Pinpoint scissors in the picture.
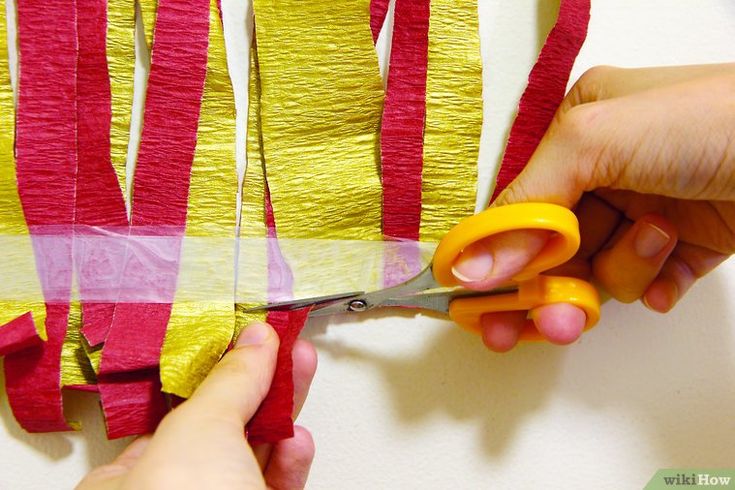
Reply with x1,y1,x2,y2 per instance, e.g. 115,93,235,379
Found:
250,202,600,341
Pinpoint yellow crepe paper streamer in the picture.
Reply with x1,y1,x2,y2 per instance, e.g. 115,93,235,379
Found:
420,0,482,241
138,0,157,50
60,302,96,387
160,0,237,398
235,44,267,339
107,0,136,199
0,0,46,337
251,0,384,242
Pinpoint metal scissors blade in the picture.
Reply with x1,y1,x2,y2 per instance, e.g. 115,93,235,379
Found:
309,285,519,317
243,291,365,312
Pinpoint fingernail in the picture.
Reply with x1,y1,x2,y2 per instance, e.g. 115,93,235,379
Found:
236,322,271,346
643,281,678,313
634,222,670,258
451,244,493,283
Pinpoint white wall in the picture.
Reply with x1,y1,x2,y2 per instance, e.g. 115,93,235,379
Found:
1,1,734,488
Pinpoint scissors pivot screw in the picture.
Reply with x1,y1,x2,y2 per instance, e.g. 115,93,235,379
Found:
347,299,369,312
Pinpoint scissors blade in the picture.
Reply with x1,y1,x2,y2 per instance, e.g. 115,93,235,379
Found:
243,291,365,312
309,285,519,317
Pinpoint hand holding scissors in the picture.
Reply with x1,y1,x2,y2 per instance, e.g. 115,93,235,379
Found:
254,203,600,343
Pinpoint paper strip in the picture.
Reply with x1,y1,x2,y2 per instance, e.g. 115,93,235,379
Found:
380,0,429,242
252,0,384,242
420,0,481,241
5,0,79,433
370,0,390,42
107,0,136,200
100,0,210,375
490,0,591,202
75,0,130,347
0,0,46,336
0,312,44,356
60,302,96,388
247,308,310,445
98,370,168,439
159,0,237,398
380,0,430,286
138,0,157,50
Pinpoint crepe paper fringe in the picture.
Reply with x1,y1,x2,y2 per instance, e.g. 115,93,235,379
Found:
5,305,74,432
252,0,384,241
160,0,237,399
238,37,309,444
490,0,591,202
370,0,390,42
0,313,45,356
248,308,310,444
138,0,157,51
419,0,481,241
6,0,79,433
107,0,136,201
100,0,210,376
60,302,97,389
75,0,130,348
380,0,429,243
99,370,168,439
0,0,47,337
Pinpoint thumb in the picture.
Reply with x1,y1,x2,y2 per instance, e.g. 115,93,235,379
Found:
452,229,549,290
493,105,602,209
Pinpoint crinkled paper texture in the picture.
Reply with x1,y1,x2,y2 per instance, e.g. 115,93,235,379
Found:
491,0,590,201
420,0,482,241
5,0,79,433
160,0,237,399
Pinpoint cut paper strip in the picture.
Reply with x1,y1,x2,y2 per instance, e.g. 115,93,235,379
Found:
248,308,310,444
380,0,429,242
252,0,384,242
240,39,309,443
138,0,157,50
60,302,97,388
490,0,591,202
370,0,390,42
6,0,79,432
420,0,482,241
380,0,430,286
0,312,45,356
76,0,130,347
101,0,210,375
5,305,74,432
159,0,237,399
98,370,168,439
0,0,46,336
107,0,136,200
234,43,268,339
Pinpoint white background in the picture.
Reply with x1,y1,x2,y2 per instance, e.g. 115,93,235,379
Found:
1,0,735,488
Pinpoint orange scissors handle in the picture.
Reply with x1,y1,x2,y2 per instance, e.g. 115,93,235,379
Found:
448,275,600,340
433,202,581,286
432,203,600,338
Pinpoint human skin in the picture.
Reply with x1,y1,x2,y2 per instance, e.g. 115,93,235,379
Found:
77,321,317,490
452,63,735,352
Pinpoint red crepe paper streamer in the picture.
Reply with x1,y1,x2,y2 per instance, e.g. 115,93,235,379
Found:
100,0,210,375
490,0,591,203
244,178,307,444
5,0,79,433
75,0,130,347
370,0,391,43
247,308,310,444
97,0,210,438
5,306,74,431
0,313,44,356
98,370,169,439
380,0,429,242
